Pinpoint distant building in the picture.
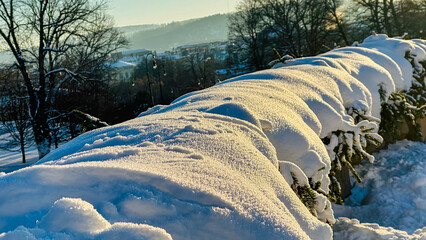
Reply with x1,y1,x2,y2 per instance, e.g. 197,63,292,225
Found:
109,49,150,84
173,41,229,60
111,49,150,59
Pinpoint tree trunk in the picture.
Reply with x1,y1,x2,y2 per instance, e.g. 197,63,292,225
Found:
372,0,382,33
337,20,349,46
389,0,403,36
32,114,51,159
383,0,394,36
35,137,50,160
20,138,26,164
55,133,59,149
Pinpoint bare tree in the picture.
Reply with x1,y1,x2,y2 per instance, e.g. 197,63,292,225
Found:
229,0,272,70
354,0,384,33
353,0,426,38
0,70,33,163
0,0,127,159
184,51,215,89
326,0,350,46
262,0,343,57
230,0,348,65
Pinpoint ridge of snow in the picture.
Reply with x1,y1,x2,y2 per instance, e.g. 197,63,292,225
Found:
0,35,424,239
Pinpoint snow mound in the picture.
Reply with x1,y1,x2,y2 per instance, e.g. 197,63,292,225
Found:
39,198,111,234
94,223,172,240
333,217,426,240
0,35,424,239
333,141,426,235
0,111,331,240
0,198,172,240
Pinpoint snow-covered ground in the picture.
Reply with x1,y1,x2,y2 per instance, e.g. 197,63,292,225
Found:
1,140,424,239
0,130,38,173
1,111,332,239
0,35,425,239
333,140,426,239
0,148,38,173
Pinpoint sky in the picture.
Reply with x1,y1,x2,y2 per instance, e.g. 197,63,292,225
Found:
107,0,240,27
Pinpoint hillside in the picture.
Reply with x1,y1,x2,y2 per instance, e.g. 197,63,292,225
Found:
118,14,229,52
118,24,162,37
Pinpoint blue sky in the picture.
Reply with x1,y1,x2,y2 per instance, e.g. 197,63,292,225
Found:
107,0,239,27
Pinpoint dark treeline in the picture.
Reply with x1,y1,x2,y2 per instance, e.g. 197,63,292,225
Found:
108,50,225,123
229,0,426,70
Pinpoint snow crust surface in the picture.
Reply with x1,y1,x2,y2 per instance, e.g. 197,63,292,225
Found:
0,35,424,239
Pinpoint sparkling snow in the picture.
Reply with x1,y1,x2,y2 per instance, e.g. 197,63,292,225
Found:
333,140,426,239
0,35,425,239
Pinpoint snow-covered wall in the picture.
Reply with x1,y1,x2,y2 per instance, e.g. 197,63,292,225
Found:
0,35,425,240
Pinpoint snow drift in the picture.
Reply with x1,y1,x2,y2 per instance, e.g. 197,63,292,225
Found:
0,35,425,240
333,140,426,240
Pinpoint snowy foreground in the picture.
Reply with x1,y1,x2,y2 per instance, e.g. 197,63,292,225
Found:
0,35,425,239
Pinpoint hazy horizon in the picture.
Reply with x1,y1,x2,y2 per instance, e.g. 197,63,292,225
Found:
107,0,239,27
